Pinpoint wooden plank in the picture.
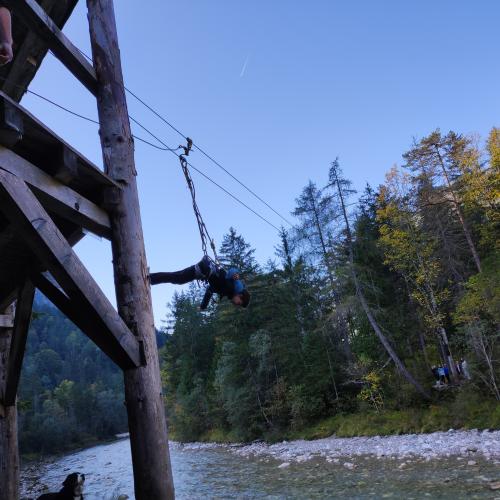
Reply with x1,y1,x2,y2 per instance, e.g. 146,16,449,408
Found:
0,99,23,148
0,221,84,313
0,315,14,328
4,281,34,406
0,90,119,206
4,0,97,95
0,0,79,102
0,169,141,369
0,147,111,238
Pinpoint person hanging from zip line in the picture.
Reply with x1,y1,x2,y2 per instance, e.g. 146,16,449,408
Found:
149,255,251,310
0,3,13,65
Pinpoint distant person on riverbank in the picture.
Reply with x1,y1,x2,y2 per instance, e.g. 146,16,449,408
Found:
437,366,446,384
0,3,13,65
150,255,250,310
443,365,450,384
461,359,471,380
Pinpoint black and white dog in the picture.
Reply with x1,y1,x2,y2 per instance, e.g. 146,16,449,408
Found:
37,472,85,499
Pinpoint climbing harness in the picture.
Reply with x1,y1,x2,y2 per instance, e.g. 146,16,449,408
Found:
178,138,219,264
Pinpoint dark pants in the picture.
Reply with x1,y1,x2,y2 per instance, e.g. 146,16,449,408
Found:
150,265,197,285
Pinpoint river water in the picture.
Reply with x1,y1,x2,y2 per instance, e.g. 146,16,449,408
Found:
21,438,499,499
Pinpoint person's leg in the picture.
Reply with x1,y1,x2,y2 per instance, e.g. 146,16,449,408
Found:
150,265,197,285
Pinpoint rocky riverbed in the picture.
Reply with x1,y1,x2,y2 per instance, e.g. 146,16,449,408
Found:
21,429,500,499
180,429,500,466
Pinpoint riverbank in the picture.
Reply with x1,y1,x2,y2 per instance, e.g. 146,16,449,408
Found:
192,398,500,446
181,429,500,464
21,430,500,499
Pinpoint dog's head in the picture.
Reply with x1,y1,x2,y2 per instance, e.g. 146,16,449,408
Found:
62,472,85,496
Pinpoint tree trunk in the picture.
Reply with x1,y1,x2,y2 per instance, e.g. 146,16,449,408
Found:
330,168,431,400
87,1,174,498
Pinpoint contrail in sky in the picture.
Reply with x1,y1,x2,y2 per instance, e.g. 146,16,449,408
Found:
240,55,249,78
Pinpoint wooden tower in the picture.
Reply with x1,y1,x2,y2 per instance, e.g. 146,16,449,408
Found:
0,1,175,498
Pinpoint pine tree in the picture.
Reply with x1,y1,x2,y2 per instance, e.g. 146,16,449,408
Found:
329,160,430,399
218,227,259,275
404,130,482,272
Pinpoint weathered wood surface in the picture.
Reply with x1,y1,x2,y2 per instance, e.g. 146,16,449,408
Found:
0,91,118,205
33,272,88,330
0,315,14,328
0,225,33,312
0,146,111,238
0,97,23,147
0,304,19,500
5,0,98,95
33,272,141,371
0,0,79,102
0,216,84,314
0,169,142,369
88,1,175,498
4,281,34,406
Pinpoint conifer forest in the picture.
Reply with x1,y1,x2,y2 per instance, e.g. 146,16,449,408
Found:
19,128,499,453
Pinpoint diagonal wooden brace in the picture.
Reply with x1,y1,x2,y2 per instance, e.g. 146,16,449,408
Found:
4,0,98,95
0,169,142,369
3,281,34,407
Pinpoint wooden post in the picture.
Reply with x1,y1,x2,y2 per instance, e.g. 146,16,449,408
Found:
86,1,174,499
0,304,19,500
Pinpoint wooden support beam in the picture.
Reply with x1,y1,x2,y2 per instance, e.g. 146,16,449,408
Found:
0,316,14,328
5,0,98,95
0,99,23,148
0,221,84,314
0,147,111,238
33,273,143,371
0,169,142,370
0,91,119,206
33,273,74,316
0,302,19,500
0,0,79,102
3,281,34,406
88,1,174,498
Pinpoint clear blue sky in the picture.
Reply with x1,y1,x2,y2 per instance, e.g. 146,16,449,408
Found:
22,0,500,325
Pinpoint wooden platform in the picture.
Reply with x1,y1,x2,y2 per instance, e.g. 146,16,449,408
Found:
0,90,141,371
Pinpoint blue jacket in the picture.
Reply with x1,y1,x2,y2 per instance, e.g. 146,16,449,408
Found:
200,267,246,310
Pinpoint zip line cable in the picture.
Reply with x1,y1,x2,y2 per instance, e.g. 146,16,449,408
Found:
124,85,294,228
0,75,177,152
0,75,281,231
175,149,281,232
26,88,177,152
75,48,293,227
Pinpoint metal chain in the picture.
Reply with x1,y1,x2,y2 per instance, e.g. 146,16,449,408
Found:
179,138,219,264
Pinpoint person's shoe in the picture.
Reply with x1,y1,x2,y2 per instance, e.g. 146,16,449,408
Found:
195,255,215,279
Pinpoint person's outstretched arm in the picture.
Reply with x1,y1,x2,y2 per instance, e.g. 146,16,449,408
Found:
200,287,213,310
0,6,13,66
